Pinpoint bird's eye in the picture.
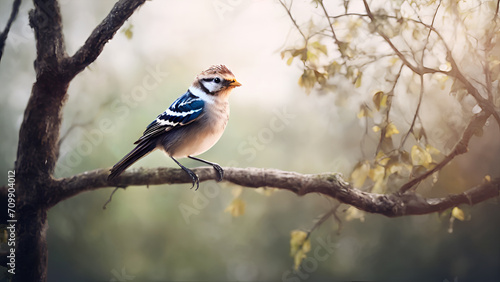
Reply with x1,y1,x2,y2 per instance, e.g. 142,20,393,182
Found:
213,77,221,83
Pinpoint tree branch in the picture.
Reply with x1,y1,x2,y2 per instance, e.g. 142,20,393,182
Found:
66,0,146,77
278,0,307,41
399,111,490,193
0,0,21,63
46,166,499,218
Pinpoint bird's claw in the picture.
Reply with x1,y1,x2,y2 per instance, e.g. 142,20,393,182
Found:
187,171,200,191
185,169,200,191
212,163,224,182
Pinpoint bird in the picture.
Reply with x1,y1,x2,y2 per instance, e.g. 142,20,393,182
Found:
108,64,241,190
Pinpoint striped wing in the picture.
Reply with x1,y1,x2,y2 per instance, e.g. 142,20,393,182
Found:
134,90,204,144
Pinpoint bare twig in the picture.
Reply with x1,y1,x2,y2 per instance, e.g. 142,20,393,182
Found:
305,203,341,240
496,0,500,19
0,0,21,63
400,1,441,149
102,187,120,209
318,0,345,60
278,0,307,41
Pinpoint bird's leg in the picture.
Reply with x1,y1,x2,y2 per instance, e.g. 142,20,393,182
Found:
171,157,199,190
188,156,224,182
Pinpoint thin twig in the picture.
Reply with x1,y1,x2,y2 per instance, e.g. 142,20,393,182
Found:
0,0,22,63
102,187,120,209
318,0,345,59
496,0,500,19
399,1,441,149
278,0,307,41
305,203,341,240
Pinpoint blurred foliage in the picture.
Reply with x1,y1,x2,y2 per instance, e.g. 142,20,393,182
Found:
280,0,500,272
0,0,499,281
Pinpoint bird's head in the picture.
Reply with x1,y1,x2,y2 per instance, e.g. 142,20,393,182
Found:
192,65,241,99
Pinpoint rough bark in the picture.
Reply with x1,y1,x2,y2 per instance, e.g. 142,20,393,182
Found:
1,0,499,280
10,0,147,280
51,166,500,217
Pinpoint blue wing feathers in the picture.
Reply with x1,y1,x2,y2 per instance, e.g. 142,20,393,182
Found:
135,90,204,144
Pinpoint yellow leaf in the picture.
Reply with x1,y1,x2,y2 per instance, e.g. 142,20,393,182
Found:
451,207,465,221
385,122,399,138
231,187,243,198
357,105,371,119
254,187,275,196
351,161,370,188
434,73,449,90
286,56,294,66
369,164,385,182
290,230,311,270
425,144,441,156
327,61,340,76
354,72,363,88
387,158,404,175
372,125,381,132
371,177,386,194
345,206,365,222
411,145,432,168
122,24,134,40
389,56,399,66
372,91,387,111
224,198,245,217
484,175,491,183
298,69,316,94
412,29,422,40
310,41,327,55
290,230,308,254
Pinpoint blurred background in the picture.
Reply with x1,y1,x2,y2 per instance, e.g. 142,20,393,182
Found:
0,0,499,281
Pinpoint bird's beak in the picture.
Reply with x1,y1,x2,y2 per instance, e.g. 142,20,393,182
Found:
229,80,242,87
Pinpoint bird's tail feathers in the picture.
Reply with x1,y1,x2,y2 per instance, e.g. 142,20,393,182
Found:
108,140,157,180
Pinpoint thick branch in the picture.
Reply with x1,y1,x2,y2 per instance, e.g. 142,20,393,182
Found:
67,0,146,77
48,167,499,218
12,1,148,280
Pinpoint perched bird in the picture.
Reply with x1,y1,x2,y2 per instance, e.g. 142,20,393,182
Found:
108,65,241,189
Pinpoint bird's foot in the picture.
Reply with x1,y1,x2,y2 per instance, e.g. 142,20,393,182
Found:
184,168,200,191
212,163,224,182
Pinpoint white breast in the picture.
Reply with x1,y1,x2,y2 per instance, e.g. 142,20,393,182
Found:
170,101,229,158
